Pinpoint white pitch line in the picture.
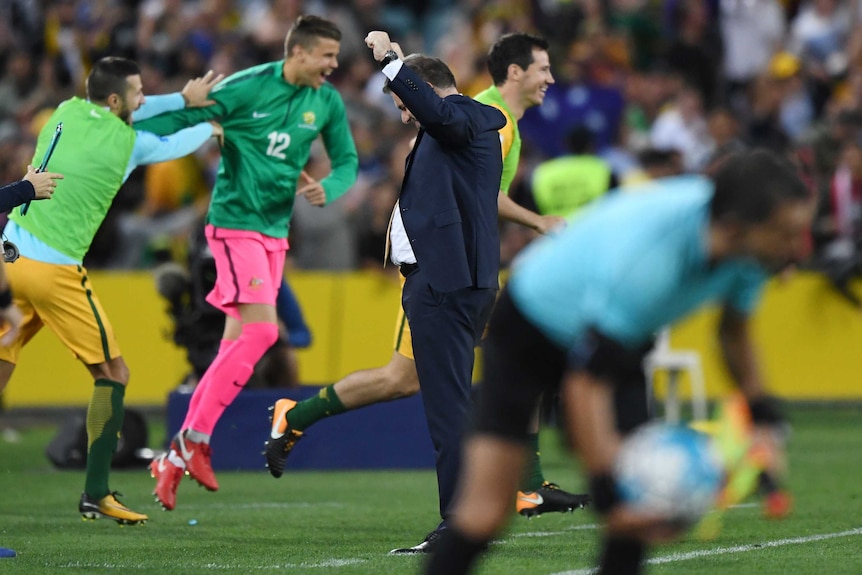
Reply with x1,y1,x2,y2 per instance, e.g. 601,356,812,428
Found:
551,527,862,575
511,524,599,539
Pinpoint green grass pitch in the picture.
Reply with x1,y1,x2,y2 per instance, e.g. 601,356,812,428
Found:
0,405,860,574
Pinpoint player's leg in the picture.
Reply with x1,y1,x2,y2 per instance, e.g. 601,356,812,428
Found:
154,229,283,506
0,360,14,395
265,291,420,477
561,337,654,575
19,258,148,524
392,270,496,555
425,288,565,573
265,350,418,477
0,258,46,394
516,401,591,518
180,303,279,487
79,355,148,525
592,376,651,574
153,330,238,510
179,231,283,487
488,274,588,516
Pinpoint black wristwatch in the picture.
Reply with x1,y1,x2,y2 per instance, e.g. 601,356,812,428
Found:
379,49,399,69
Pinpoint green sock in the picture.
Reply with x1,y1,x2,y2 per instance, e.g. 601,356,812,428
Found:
287,384,347,431
520,433,546,492
84,379,125,499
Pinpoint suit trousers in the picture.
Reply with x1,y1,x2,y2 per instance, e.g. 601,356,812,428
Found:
401,268,496,520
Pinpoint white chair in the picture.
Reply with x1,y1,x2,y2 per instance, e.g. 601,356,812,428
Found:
643,328,708,424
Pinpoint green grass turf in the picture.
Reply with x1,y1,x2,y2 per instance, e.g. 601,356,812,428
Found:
0,405,860,574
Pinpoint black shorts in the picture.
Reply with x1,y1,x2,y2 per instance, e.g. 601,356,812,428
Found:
473,288,651,443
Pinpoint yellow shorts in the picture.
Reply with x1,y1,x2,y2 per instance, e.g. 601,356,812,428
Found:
393,276,414,360
0,256,121,365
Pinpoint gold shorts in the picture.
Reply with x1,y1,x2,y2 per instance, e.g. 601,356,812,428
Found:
393,276,413,360
0,256,120,365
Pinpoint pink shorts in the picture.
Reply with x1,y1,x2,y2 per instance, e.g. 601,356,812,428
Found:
204,225,289,319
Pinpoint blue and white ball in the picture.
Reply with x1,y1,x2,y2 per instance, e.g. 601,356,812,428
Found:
614,423,724,525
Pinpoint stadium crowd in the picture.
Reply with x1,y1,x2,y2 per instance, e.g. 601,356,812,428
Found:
0,0,861,279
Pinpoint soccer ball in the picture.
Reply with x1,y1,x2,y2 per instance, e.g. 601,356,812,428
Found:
614,423,724,525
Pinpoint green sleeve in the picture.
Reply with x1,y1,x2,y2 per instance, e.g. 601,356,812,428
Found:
134,81,244,135
319,93,359,202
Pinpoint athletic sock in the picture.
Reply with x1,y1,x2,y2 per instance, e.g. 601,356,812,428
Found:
520,432,546,492
84,379,125,499
185,429,210,444
182,339,236,430
285,384,346,431
597,536,645,575
187,322,279,435
423,526,488,575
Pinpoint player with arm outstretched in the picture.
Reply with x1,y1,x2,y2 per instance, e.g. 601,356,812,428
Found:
0,57,222,525
140,14,359,511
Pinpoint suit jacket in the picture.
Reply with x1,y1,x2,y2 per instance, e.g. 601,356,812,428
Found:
388,64,506,293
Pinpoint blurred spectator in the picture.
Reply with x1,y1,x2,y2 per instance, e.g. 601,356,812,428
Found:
665,0,722,107
767,51,816,141
814,140,862,257
530,125,614,217
810,139,862,307
620,147,683,188
607,0,663,72
707,106,747,163
242,0,304,61
1,0,858,277
43,0,88,91
621,65,677,152
106,153,211,269
803,108,862,183
788,0,852,114
746,66,791,153
355,177,399,271
137,0,200,77
650,83,714,171
0,51,48,125
289,145,359,271
719,0,785,115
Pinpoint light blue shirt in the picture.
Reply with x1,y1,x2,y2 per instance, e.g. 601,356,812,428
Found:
509,175,767,350
5,94,213,265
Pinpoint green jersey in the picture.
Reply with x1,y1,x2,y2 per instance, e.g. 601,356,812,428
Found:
9,98,136,261
474,85,520,194
135,61,359,239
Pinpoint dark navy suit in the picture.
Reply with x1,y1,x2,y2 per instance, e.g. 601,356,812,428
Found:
388,63,505,522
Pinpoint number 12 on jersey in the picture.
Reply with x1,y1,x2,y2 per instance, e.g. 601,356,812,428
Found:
266,131,291,159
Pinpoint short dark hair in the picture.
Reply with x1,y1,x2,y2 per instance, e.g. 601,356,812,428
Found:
86,57,141,102
383,54,457,93
710,149,809,224
284,15,341,57
565,125,595,155
487,33,549,86
638,148,679,169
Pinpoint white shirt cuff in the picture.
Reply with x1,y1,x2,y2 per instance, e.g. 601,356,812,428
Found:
382,59,403,81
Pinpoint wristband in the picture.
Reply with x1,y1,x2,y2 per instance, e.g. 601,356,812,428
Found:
748,396,785,425
589,473,621,515
0,287,12,309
